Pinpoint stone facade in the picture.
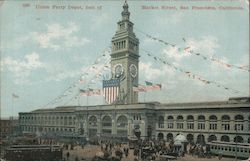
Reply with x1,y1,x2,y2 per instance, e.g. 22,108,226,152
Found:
19,97,250,144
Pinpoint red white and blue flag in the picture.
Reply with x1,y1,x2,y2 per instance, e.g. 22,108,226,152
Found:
103,79,120,104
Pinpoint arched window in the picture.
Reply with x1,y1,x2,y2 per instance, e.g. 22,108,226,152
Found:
167,133,173,142
117,115,128,128
197,134,205,145
167,116,174,129
177,115,184,129
158,116,164,128
89,116,97,126
187,115,194,130
209,115,217,130
221,135,230,142
208,135,217,142
198,115,205,130
102,115,112,127
234,136,244,143
187,134,194,143
157,133,164,140
234,115,244,131
221,115,230,131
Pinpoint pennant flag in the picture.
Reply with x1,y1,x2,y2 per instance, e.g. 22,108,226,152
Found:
103,79,120,104
133,86,146,92
184,47,190,52
12,93,19,99
80,89,101,96
152,84,162,90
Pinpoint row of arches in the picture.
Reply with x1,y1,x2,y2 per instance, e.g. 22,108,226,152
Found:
157,133,250,144
88,115,128,128
158,114,247,122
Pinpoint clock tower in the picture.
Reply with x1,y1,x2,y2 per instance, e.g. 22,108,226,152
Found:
111,1,139,104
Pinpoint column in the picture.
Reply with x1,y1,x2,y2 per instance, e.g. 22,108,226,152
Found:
128,118,133,138
112,115,117,135
97,115,102,136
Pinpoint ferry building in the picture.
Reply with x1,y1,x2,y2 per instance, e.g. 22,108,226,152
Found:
19,1,250,144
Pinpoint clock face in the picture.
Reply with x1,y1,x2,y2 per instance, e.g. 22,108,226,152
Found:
130,64,137,78
114,64,124,78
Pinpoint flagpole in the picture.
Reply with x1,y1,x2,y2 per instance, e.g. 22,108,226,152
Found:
11,94,14,137
78,94,80,106
87,85,89,105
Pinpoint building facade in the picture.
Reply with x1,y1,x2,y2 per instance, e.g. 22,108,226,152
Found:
19,97,250,144
19,1,250,145
0,117,19,139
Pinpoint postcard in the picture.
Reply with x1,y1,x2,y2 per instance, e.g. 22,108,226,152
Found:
0,0,249,161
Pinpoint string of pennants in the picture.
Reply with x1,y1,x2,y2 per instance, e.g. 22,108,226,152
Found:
134,28,249,72
78,81,162,96
42,46,112,107
142,48,244,94
133,81,162,92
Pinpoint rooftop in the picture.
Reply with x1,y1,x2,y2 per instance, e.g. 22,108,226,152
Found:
19,97,250,114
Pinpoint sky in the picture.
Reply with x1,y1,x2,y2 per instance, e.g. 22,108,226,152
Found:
0,0,249,117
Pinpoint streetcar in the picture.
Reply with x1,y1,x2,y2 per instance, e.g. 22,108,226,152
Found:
207,141,250,159
4,145,62,161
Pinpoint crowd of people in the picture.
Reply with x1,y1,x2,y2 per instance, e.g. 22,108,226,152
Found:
89,138,212,161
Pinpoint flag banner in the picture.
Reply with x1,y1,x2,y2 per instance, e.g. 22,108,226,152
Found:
144,49,242,94
79,89,101,96
12,93,19,99
133,86,146,92
134,84,162,92
138,28,250,72
103,79,120,104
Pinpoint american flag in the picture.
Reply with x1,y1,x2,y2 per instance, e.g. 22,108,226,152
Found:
103,79,120,104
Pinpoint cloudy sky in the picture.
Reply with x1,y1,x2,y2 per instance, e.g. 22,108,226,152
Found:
0,0,249,117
